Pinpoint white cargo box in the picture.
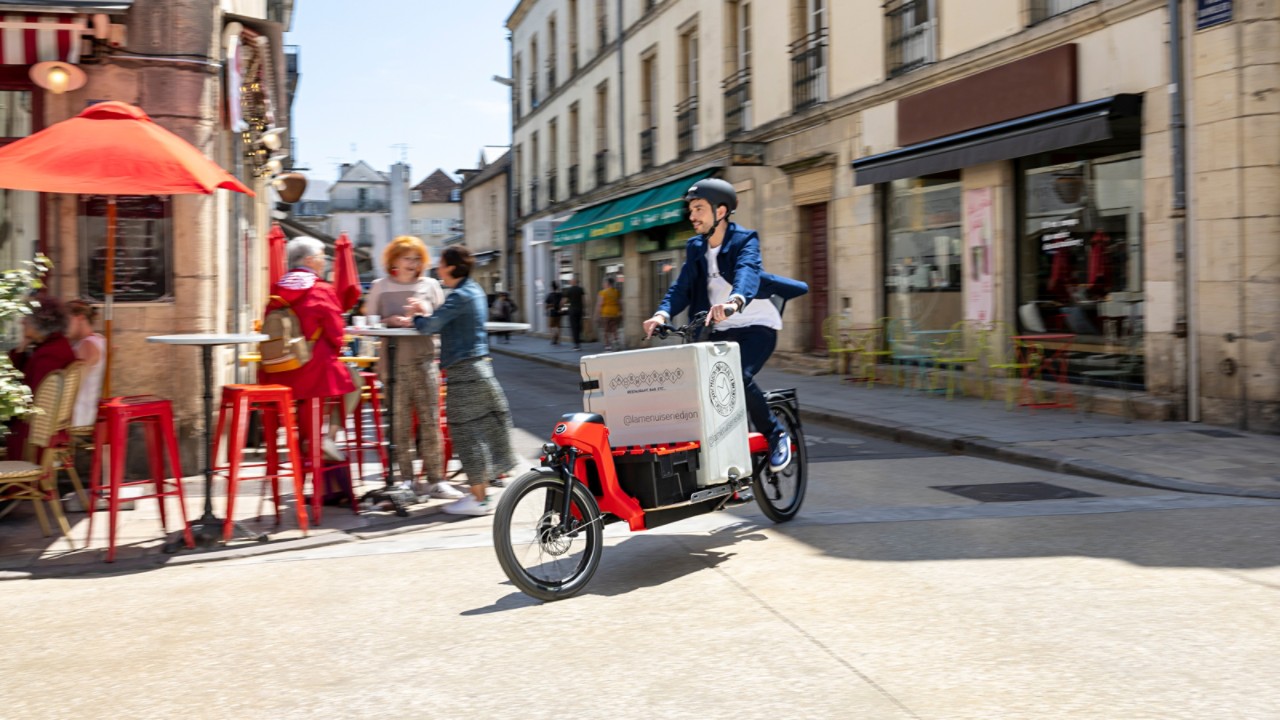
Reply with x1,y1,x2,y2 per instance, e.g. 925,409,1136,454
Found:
580,342,752,487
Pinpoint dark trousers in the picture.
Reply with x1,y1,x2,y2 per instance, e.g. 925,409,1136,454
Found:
568,311,584,347
708,325,785,442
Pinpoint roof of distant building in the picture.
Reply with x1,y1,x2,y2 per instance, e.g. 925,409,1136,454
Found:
461,149,510,190
411,169,460,203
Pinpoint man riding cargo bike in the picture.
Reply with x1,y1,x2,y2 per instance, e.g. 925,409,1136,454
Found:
492,177,809,601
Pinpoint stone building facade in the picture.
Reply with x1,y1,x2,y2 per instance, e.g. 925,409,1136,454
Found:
507,0,1278,431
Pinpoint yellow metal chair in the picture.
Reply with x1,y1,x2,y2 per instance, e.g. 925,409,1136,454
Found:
982,321,1042,409
821,316,860,377
0,368,75,545
930,321,984,400
850,320,894,387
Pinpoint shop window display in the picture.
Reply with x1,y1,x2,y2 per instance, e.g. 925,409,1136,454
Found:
884,172,963,330
1019,150,1144,387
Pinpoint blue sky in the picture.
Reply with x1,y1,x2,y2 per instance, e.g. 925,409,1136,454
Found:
285,0,515,186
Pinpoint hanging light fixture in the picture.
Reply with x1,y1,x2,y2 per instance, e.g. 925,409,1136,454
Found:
30,61,87,95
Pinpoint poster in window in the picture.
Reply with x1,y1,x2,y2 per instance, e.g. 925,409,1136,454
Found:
964,188,994,323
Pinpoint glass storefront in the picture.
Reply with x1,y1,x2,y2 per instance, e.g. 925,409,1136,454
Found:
1018,149,1144,387
884,172,963,330
0,89,37,349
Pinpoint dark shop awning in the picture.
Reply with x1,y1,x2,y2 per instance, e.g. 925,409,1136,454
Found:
552,169,715,247
852,94,1142,186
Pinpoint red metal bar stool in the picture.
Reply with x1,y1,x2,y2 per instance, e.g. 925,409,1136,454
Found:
296,395,360,525
87,396,195,563
345,371,389,478
215,384,310,541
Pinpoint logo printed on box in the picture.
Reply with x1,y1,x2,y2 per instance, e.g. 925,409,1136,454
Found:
708,361,737,416
610,367,685,392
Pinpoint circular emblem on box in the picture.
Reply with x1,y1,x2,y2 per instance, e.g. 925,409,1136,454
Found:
708,361,737,416
554,423,568,435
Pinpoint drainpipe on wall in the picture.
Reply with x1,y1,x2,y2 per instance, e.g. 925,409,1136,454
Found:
1168,0,1196,421
506,32,516,298
615,0,626,179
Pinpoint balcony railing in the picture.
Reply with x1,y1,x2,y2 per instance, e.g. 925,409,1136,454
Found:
594,149,608,186
639,127,656,170
886,0,937,77
790,29,827,112
568,163,579,196
676,97,698,158
530,178,539,212
1028,0,1094,24
723,68,751,137
330,200,388,212
547,168,558,204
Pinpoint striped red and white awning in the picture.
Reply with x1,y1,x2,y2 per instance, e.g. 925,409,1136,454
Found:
0,15,85,66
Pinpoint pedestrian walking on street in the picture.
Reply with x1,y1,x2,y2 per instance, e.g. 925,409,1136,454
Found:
594,276,622,350
490,291,517,344
361,236,460,501
410,246,521,516
544,281,563,345
563,275,586,350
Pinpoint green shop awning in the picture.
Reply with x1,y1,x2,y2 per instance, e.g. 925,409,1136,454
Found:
552,170,715,247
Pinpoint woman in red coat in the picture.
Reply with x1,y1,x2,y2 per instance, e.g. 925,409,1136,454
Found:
263,237,356,460
6,297,76,459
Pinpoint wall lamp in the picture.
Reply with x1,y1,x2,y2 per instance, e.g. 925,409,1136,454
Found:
30,61,87,94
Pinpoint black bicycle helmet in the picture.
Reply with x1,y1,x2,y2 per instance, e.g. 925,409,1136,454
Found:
683,178,737,215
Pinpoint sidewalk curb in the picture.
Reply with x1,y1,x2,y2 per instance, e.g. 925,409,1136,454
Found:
493,345,1280,502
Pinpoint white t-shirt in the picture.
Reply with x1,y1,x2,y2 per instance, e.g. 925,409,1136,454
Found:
706,244,782,331
72,333,107,427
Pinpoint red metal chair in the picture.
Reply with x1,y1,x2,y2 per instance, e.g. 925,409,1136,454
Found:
213,384,311,541
345,371,389,479
87,396,195,563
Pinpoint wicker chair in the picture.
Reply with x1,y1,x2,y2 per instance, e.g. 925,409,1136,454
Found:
0,368,74,544
48,362,89,510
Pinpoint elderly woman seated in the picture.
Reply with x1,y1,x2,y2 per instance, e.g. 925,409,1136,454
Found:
6,297,76,459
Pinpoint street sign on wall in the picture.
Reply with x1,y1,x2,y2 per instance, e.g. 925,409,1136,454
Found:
1196,0,1232,30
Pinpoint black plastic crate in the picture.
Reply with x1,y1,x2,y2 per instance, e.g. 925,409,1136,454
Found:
614,446,700,509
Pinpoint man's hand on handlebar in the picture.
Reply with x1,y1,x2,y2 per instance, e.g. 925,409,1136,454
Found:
643,315,666,339
706,301,738,325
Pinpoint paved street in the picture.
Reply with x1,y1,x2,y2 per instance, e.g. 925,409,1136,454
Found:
4,354,1280,719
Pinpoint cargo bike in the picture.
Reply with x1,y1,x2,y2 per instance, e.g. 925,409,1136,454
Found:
493,309,807,601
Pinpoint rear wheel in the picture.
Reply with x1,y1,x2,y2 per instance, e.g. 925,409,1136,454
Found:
493,470,604,601
753,405,806,523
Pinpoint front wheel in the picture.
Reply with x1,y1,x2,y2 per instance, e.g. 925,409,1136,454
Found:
753,404,807,523
493,470,604,601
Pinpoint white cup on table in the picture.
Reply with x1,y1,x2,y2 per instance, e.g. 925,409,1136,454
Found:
367,314,381,328
352,315,368,328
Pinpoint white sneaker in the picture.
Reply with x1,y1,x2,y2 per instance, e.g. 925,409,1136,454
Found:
427,481,464,499
442,495,492,516
322,437,345,462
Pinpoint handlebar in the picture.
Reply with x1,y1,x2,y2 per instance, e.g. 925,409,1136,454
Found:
650,305,736,342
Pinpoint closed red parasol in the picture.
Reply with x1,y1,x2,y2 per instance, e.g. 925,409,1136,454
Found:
332,232,362,312
267,223,287,286
0,100,254,394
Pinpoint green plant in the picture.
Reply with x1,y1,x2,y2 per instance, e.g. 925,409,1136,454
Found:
0,255,52,429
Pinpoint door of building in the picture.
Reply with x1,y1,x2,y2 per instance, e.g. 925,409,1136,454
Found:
803,203,829,352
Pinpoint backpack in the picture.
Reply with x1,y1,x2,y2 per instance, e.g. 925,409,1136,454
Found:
260,295,322,373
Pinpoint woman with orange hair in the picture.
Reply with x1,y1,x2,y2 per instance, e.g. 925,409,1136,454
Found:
361,236,461,500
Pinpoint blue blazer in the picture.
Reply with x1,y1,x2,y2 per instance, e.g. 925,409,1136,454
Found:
657,222,809,319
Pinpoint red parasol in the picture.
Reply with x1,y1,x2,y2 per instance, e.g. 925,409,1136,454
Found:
332,232,361,312
0,101,254,395
267,223,287,286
